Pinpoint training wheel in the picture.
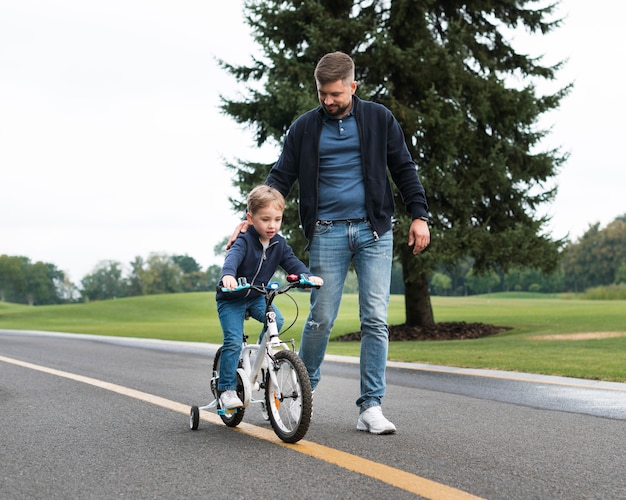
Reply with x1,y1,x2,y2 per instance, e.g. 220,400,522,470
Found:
190,406,200,430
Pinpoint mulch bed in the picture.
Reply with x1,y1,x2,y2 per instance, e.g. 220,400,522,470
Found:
333,321,510,342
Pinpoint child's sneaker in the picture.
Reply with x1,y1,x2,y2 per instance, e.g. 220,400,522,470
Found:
219,390,243,409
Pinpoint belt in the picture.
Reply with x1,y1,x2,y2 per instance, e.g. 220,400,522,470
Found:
317,217,368,224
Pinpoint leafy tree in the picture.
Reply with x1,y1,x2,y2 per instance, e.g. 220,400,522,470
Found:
615,262,626,285
0,255,67,304
128,253,183,296
205,264,223,290
503,265,564,293
25,262,55,305
465,269,500,294
562,215,626,291
0,255,27,302
213,238,229,259
443,257,474,296
220,0,568,329
172,254,202,274
172,254,210,292
179,271,205,292
57,275,80,303
81,260,128,301
128,256,149,296
430,272,452,296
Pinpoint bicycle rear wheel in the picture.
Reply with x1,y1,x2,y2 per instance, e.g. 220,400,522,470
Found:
265,350,312,443
212,347,245,427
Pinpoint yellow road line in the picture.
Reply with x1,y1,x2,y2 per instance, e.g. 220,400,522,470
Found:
1,354,483,499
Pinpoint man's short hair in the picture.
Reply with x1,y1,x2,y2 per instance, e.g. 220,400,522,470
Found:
314,51,355,85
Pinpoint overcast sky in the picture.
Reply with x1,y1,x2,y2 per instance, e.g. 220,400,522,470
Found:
1,0,624,282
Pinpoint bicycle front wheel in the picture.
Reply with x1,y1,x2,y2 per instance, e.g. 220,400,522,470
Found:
265,350,312,443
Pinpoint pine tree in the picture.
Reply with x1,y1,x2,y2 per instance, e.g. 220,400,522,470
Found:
220,0,569,328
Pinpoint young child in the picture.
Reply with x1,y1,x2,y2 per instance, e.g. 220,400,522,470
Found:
215,185,323,409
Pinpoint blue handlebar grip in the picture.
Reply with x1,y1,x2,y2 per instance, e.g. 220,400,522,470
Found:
299,275,320,288
221,283,251,293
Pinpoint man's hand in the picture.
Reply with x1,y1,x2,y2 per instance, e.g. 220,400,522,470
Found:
225,220,250,250
308,276,324,286
408,219,430,255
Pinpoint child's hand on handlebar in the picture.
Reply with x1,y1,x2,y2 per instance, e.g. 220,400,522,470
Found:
221,275,238,290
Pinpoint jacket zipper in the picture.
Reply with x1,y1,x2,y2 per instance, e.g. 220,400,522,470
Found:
249,239,278,290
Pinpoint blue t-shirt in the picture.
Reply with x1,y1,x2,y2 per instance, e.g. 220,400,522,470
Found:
317,112,367,220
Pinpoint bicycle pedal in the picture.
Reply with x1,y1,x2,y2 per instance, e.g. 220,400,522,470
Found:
217,408,238,416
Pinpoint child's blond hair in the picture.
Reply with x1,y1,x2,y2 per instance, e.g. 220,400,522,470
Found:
247,185,285,215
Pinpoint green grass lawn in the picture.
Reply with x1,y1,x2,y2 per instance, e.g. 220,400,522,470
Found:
1,292,624,382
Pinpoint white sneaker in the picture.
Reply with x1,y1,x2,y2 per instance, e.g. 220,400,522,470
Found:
219,390,243,409
356,406,396,434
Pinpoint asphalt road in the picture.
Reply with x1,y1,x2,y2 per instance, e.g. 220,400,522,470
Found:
1,330,625,499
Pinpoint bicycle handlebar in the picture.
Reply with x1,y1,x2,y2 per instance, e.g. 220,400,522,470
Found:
220,274,321,294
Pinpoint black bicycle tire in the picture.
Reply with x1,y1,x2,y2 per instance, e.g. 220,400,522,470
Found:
212,347,246,427
265,350,312,443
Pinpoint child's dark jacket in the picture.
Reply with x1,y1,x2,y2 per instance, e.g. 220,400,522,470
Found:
216,226,311,301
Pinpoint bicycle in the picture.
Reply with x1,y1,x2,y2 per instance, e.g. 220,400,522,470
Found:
189,273,320,443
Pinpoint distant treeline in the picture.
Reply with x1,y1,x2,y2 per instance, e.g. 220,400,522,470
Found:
2,215,625,305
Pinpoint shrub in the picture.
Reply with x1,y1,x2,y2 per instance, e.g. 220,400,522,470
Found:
582,284,626,300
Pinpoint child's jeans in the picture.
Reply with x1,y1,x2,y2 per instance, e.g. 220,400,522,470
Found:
216,295,284,390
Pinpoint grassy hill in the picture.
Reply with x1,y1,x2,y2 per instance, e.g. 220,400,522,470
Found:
1,292,625,382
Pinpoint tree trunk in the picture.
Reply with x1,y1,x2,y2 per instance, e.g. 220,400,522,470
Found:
403,265,435,328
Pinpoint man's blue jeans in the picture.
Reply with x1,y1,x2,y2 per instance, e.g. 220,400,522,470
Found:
216,294,284,391
299,220,392,411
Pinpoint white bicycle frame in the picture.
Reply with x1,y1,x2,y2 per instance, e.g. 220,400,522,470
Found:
203,306,294,415
234,308,293,410
190,274,318,442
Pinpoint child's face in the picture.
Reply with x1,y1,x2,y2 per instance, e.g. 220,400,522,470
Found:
247,203,283,242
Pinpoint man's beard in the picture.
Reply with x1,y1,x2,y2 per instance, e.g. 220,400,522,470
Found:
323,102,350,117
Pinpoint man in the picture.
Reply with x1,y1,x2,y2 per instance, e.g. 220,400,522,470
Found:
231,51,430,434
